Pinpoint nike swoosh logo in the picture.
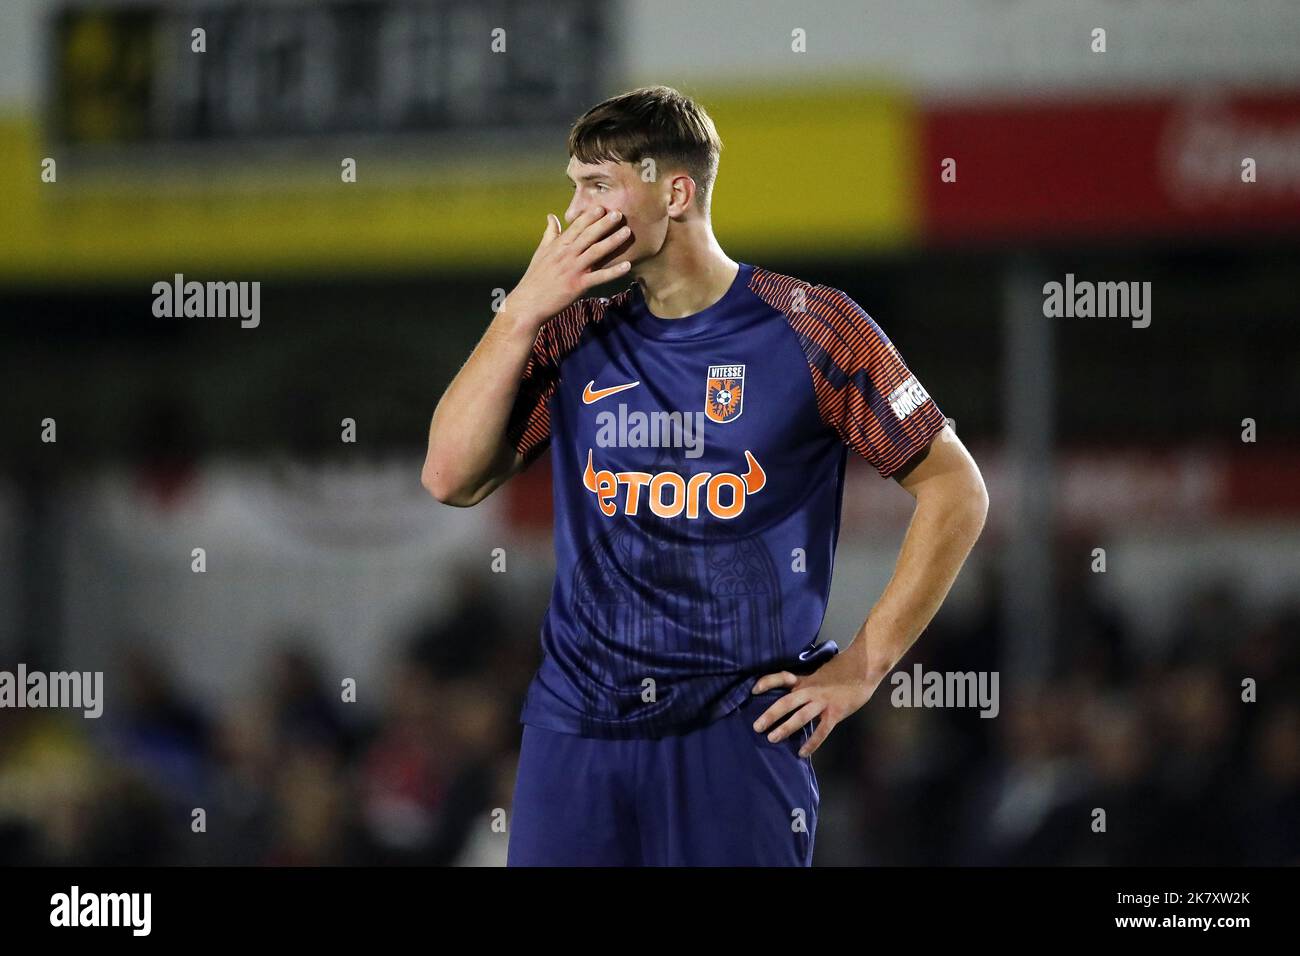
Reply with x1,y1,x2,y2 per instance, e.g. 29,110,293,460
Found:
582,380,641,404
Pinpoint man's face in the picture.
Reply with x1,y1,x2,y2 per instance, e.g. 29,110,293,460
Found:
563,156,669,270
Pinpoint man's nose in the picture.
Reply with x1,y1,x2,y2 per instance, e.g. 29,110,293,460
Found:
564,200,606,225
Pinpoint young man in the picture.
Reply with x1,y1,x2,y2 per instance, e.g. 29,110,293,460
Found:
423,86,988,866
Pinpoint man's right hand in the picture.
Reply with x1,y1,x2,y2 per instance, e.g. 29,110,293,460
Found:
500,205,633,330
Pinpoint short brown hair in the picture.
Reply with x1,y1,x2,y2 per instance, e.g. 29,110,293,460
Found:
566,86,723,212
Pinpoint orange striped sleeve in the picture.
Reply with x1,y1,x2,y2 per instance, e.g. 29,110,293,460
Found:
505,297,606,468
753,269,947,478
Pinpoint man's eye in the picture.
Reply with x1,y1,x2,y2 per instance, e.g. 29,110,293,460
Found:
596,183,609,192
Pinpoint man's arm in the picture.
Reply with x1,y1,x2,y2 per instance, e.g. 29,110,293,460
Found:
751,424,988,755
839,425,989,684
421,205,632,506
420,310,536,507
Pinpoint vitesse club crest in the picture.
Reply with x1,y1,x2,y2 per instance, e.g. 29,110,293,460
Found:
705,364,745,423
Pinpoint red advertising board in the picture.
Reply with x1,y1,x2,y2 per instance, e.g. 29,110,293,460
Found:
921,92,1300,242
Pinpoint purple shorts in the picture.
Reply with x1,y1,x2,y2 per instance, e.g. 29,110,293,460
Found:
507,687,820,866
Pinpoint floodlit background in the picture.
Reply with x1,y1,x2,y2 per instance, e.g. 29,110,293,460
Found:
1,0,1298,865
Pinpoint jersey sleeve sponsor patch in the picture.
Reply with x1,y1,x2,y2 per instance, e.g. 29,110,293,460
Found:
753,270,947,478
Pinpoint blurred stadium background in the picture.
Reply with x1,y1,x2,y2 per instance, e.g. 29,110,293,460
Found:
1,0,1297,866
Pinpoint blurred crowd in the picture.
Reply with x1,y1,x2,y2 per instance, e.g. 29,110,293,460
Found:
1,564,1296,866
821,569,1300,866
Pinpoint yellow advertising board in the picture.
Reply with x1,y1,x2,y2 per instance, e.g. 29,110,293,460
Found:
0,84,919,284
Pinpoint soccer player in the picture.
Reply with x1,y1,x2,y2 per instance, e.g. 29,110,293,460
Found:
423,86,988,866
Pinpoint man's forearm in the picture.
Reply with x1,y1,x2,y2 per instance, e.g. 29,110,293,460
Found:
422,307,540,502
842,480,988,684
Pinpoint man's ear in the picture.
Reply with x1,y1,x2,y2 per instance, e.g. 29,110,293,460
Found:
666,173,697,218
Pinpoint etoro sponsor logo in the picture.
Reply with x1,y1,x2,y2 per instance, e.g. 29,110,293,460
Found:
582,448,766,519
